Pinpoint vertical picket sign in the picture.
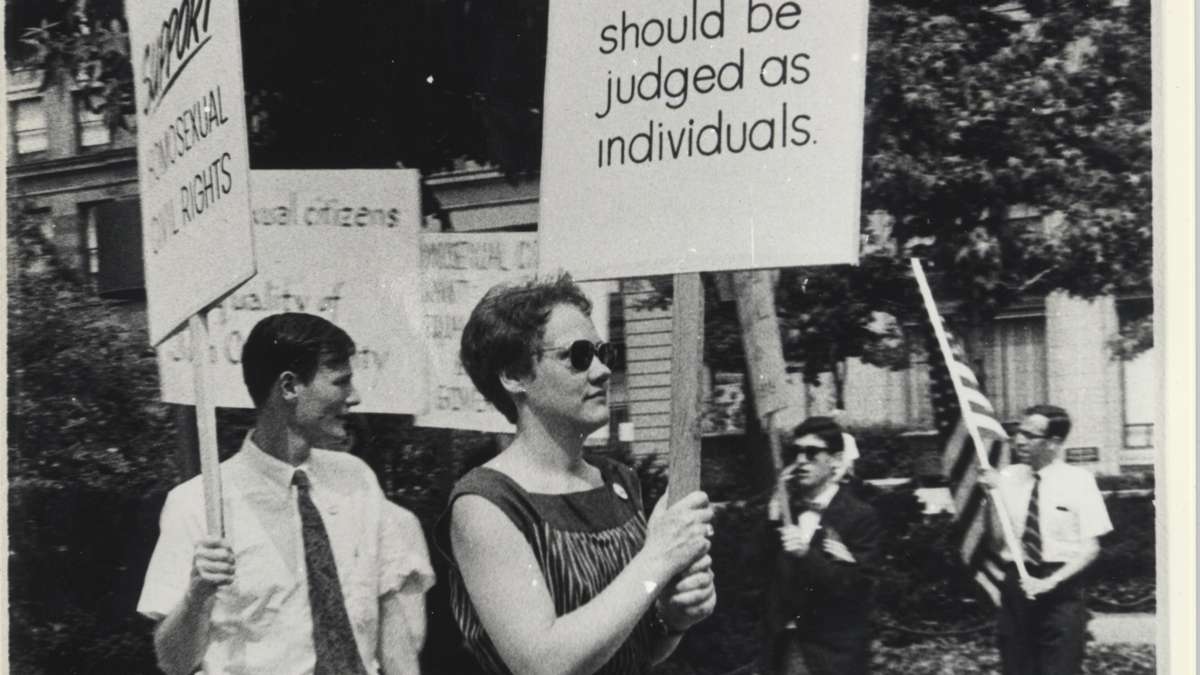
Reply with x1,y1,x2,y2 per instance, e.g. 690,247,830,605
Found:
540,1,868,500
764,418,792,524
189,314,224,535
668,273,705,502
128,0,257,537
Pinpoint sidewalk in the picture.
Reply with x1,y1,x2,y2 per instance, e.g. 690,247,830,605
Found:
1089,612,1156,644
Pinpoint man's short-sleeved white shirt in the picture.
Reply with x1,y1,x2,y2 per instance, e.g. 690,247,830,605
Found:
137,436,434,674
994,459,1113,563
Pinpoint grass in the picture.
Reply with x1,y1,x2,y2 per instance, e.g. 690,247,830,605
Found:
870,638,1155,675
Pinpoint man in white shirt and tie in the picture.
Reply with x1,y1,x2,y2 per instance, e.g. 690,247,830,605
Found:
980,404,1113,675
138,313,434,674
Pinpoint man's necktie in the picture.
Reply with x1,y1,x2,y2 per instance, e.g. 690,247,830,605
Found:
293,470,368,675
1022,473,1043,567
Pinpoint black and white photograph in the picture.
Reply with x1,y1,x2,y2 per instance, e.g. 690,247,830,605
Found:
4,0,1193,674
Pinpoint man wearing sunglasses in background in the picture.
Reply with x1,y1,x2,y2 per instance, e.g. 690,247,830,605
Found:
762,416,882,675
979,404,1113,675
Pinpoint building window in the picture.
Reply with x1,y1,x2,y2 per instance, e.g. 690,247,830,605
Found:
1123,423,1153,449
1117,297,1155,449
904,340,933,427
607,291,627,372
975,314,1048,422
79,200,145,299
12,98,48,154
900,314,1047,428
76,96,111,148
82,205,101,278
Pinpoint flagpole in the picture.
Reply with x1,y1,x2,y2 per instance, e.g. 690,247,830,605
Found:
910,259,1029,583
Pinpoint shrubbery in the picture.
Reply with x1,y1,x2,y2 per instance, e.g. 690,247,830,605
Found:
8,205,179,674
7,424,1158,674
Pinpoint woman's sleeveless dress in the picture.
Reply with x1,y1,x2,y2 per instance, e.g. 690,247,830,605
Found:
442,457,657,675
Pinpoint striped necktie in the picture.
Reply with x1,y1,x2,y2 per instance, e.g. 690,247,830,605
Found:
293,470,368,675
1021,473,1043,567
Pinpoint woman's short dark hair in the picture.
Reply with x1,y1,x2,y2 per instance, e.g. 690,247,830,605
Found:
460,273,592,424
782,416,844,465
241,313,356,408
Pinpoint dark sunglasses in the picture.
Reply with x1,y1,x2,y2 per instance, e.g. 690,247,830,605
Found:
791,444,831,460
535,340,614,371
1012,429,1048,440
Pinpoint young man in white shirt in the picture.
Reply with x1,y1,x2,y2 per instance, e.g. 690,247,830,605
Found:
138,313,434,674
980,404,1113,675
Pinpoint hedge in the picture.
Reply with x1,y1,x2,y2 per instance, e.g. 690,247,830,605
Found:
7,428,1156,674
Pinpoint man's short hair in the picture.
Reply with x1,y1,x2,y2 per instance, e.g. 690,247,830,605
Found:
782,416,844,465
241,313,355,408
1025,404,1071,441
459,273,592,424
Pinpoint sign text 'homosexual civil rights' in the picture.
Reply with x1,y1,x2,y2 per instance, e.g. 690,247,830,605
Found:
128,0,256,344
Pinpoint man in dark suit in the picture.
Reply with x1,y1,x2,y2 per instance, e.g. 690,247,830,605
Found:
763,416,883,675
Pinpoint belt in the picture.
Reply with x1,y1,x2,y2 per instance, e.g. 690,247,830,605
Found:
1004,561,1064,579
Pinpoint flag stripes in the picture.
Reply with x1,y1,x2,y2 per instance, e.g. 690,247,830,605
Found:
967,543,1008,607
914,260,1013,607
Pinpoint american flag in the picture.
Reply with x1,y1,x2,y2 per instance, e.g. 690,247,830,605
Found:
926,325,1012,606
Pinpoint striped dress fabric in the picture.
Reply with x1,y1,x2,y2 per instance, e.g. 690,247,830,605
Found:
444,458,657,675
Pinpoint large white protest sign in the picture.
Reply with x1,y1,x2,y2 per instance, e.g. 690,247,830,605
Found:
539,0,868,279
128,0,256,344
157,170,428,414
416,232,612,433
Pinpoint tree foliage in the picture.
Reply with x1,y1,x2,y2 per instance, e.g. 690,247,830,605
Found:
6,0,1152,414
774,252,915,405
7,203,179,493
7,0,135,129
864,0,1152,308
648,0,1152,386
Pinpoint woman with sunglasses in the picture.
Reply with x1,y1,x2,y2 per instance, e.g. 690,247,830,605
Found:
441,273,717,675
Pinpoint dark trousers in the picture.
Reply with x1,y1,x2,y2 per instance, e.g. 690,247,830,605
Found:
761,628,812,675
997,564,1088,675
762,626,870,675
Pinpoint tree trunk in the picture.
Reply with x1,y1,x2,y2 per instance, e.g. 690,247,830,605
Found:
730,270,795,484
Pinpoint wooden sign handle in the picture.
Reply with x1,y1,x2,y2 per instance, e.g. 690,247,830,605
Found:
668,273,705,503
766,411,793,524
189,313,225,537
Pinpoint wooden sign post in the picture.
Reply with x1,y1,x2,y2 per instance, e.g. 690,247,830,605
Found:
667,273,706,502
128,0,257,536
189,314,224,536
